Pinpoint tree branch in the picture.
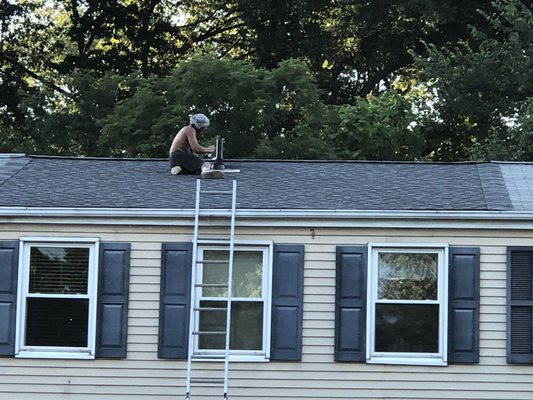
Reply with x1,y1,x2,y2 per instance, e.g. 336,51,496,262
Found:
1,53,74,99
192,22,246,43
357,61,406,97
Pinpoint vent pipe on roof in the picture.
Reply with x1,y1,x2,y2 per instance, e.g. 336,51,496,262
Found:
212,138,226,170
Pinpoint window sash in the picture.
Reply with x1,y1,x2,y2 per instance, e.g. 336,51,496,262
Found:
16,241,99,357
367,246,448,364
194,245,271,356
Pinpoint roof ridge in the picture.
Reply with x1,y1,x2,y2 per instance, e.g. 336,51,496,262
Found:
29,154,169,161
25,154,505,165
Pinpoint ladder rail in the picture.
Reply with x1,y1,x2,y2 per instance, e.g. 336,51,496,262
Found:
185,179,202,400
223,179,237,399
186,179,237,400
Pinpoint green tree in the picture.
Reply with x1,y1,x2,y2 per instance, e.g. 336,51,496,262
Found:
229,0,494,103
415,0,533,160
3,71,123,155
99,57,335,158
330,91,424,160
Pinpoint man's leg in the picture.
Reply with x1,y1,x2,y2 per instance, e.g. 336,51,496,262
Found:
169,151,183,175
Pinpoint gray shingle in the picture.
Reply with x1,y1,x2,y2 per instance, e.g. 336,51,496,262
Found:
0,155,31,186
0,156,519,211
477,163,513,211
499,163,533,211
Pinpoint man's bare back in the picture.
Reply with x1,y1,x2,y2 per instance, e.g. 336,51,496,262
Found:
169,126,215,155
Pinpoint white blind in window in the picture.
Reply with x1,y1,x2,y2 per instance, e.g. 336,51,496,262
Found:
29,247,89,294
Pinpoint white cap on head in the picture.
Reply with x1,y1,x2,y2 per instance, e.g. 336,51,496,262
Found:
190,113,210,129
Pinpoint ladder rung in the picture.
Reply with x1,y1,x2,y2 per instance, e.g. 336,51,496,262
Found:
196,259,228,264
196,237,231,242
194,307,227,312
195,283,228,288
192,331,226,335
190,378,225,384
193,354,226,359
201,190,233,195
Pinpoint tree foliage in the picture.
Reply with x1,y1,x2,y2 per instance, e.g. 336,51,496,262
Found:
1,0,531,161
414,0,533,160
100,57,337,158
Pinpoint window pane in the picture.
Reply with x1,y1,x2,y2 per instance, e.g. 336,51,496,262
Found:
198,301,263,351
29,247,89,294
231,301,263,349
202,250,228,297
375,304,439,353
233,252,263,298
25,298,89,347
378,253,438,300
202,250,263,298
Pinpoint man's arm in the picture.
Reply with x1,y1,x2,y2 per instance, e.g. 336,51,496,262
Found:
185,127,215,154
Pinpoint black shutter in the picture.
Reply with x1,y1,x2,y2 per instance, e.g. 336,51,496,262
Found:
158,242,192,359
448,247,480,363
507,247,533,364
0,241,19,356
334,246,367,362
96,243,131,358
270,244,304,361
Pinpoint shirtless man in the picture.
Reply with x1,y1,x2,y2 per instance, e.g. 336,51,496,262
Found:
169,113,223,179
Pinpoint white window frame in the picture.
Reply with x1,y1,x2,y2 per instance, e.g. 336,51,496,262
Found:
366,243,449,366
15,237,99,359
193,241,273,361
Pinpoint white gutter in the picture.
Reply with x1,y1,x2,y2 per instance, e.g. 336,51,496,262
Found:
2,207,533,229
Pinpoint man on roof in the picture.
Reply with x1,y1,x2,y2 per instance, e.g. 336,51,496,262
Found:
169,113,223,179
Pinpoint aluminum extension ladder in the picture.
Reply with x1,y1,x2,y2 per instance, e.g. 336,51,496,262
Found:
185,178,237,400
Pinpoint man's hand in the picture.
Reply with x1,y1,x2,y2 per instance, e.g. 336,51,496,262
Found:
207,145,216,153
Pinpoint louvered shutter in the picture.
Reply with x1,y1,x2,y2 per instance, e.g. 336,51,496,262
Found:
96,243,131,358
334,246,367,362
270,244,304,361
507,247,533,364
448,247,480,363
158,243,192,359
0,241,19,356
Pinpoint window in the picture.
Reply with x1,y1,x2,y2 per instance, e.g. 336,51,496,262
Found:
193,244,271,359
159,242,303,361
367,245,448,365
16,239,99,359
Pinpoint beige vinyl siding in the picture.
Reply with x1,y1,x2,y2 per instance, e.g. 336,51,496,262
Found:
1,222,533,399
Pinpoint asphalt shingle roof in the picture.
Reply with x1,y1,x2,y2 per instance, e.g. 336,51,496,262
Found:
0,155,523,212
0,155,31,186
499,163,533,211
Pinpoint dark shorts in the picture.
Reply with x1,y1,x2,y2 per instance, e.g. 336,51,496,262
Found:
169,150,203,174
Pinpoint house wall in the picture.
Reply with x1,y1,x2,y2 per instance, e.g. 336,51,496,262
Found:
1,221,532,400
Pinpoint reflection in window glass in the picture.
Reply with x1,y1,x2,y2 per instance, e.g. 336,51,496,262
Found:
198,301,263,350
202,250,263,298
375,304,439,353
378,253,438,300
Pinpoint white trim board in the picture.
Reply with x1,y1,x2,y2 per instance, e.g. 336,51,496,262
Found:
4,208,533,230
